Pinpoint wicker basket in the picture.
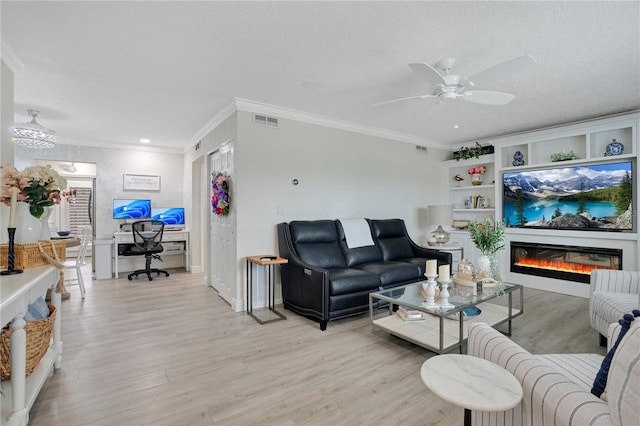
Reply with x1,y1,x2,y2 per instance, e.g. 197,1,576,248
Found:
0,241,66,269
0,304,56,381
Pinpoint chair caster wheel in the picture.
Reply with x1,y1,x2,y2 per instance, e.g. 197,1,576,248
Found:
128,276,132,281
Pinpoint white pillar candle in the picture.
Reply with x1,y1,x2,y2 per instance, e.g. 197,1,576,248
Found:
439,264,450,282
426,259,437,276
8,187,18,228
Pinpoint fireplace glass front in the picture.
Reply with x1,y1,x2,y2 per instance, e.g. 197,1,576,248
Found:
510,242,622,283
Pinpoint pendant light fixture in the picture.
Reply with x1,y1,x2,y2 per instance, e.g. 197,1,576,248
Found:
12,109,57,148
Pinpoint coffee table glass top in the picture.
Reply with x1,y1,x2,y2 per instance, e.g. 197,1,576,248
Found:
372,281,520,317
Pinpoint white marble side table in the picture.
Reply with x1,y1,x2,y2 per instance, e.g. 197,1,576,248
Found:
420,354,522,426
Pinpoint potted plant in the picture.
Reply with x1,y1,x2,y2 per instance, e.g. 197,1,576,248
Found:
468,218,505,286
452,142,494,161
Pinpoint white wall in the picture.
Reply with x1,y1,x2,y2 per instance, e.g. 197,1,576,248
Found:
0,60,15,232
232,110,449,309
15,144,184,239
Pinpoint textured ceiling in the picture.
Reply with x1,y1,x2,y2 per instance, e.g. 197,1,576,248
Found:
2,1,639,153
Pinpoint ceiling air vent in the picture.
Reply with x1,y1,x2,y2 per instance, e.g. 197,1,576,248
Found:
254,114,279,128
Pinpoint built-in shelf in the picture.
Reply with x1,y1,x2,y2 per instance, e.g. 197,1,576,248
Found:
453,208,495,212
451,184,495,191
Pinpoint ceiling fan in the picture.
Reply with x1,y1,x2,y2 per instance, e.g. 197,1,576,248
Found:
374,54,536,109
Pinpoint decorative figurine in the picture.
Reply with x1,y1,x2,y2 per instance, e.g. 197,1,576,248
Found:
605,139,624,156
512,150,525,166
453,174,464,186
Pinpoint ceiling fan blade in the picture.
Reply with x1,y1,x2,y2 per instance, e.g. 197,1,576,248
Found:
408,63,447,86
462,90,516,105
468,54,537,87
372,94,437,107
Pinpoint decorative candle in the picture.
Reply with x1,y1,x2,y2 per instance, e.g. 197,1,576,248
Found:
426,259,437,276
439,264,450,282
8,187,18,228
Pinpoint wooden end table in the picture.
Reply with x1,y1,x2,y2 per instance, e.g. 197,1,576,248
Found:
421,354,522,426
246,255,288,324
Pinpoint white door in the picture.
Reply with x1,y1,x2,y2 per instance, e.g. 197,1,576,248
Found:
209,143,235,305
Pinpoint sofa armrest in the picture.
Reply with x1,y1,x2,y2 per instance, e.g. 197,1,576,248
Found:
410,244,452,266
467,323,611,426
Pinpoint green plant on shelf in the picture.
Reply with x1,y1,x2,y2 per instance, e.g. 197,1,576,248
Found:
453,142,493,161
550,150,578,162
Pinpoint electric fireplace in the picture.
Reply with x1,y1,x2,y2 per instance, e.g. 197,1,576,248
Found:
510,242,622,283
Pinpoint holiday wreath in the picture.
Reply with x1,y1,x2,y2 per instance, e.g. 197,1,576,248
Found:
211,172,230,216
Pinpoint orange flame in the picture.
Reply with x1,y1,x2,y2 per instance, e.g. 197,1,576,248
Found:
514,258,617,275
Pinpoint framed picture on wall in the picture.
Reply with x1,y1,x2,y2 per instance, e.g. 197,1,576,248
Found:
123,174,161,191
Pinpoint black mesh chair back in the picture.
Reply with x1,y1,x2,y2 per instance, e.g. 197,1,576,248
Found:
124,220,170,281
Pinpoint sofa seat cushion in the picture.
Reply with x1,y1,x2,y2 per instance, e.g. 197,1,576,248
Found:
397,257,430,276
328,268,381,296
539,353,604,391
354,261,419,287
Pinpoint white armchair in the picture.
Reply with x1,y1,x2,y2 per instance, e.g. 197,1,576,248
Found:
467,321,639,426
589,269,640,344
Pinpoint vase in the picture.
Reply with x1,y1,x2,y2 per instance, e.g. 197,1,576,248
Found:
476,254,492,278
471,174,483,186
39,207,53,241
14,203,42,244
605,139,624,156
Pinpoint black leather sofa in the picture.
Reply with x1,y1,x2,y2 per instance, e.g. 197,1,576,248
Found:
277,218,452,330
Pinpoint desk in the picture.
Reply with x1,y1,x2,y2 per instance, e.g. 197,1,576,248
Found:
1,266,62,426
246,256,287,324
112,231,189,277
420,354,522,426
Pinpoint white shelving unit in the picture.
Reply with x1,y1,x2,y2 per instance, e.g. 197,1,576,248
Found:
491,112,639,297
441,153,498,272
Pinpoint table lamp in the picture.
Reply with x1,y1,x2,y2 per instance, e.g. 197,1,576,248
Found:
428,204,453,245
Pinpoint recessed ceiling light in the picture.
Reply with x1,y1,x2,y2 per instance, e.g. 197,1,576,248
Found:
453,125,459,129
140,138,151,144
302,81,321,90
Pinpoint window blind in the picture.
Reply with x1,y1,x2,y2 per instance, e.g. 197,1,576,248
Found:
68,187,92,236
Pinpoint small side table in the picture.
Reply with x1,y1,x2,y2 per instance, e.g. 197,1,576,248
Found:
432,243,463,272
246,255,288,324
420,354,522,426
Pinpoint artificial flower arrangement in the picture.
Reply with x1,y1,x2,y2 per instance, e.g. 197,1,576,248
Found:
1,164,69,218
211,172,230,216
468,165,486,175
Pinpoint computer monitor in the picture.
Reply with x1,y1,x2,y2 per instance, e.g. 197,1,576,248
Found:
113,199,151,219
151,207,185,225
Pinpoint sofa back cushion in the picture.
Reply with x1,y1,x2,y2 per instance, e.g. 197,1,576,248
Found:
369,219,414,261
606,313,640,425
335,221,383,267
289,220,346,269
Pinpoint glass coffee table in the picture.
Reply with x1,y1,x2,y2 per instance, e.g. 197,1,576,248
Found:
369,281,523,354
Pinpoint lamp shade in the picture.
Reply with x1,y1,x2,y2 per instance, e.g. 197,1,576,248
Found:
428,205,453,227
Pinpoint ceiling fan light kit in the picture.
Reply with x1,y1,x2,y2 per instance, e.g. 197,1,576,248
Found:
375,54,536,111
12,109,57,149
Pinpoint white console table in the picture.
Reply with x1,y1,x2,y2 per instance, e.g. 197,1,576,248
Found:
1,266,62,426
112,230,190,277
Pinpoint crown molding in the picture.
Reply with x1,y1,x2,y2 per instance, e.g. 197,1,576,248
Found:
186,99,238,153
1,40,24,74
232,98,450,150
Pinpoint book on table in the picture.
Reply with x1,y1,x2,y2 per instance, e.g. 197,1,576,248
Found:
397,305,424,320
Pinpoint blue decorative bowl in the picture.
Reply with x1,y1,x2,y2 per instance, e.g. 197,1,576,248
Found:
57,231,71,237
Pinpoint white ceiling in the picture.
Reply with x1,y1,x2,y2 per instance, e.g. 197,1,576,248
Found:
2,1,639,153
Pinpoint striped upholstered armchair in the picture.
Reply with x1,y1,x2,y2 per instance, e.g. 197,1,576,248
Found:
467,321,639,426
589,269,640,345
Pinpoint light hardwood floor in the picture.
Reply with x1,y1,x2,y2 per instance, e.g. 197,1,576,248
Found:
27,267,605,426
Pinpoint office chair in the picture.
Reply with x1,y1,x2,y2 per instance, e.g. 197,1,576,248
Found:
63,226,92,298
124,220,170,281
